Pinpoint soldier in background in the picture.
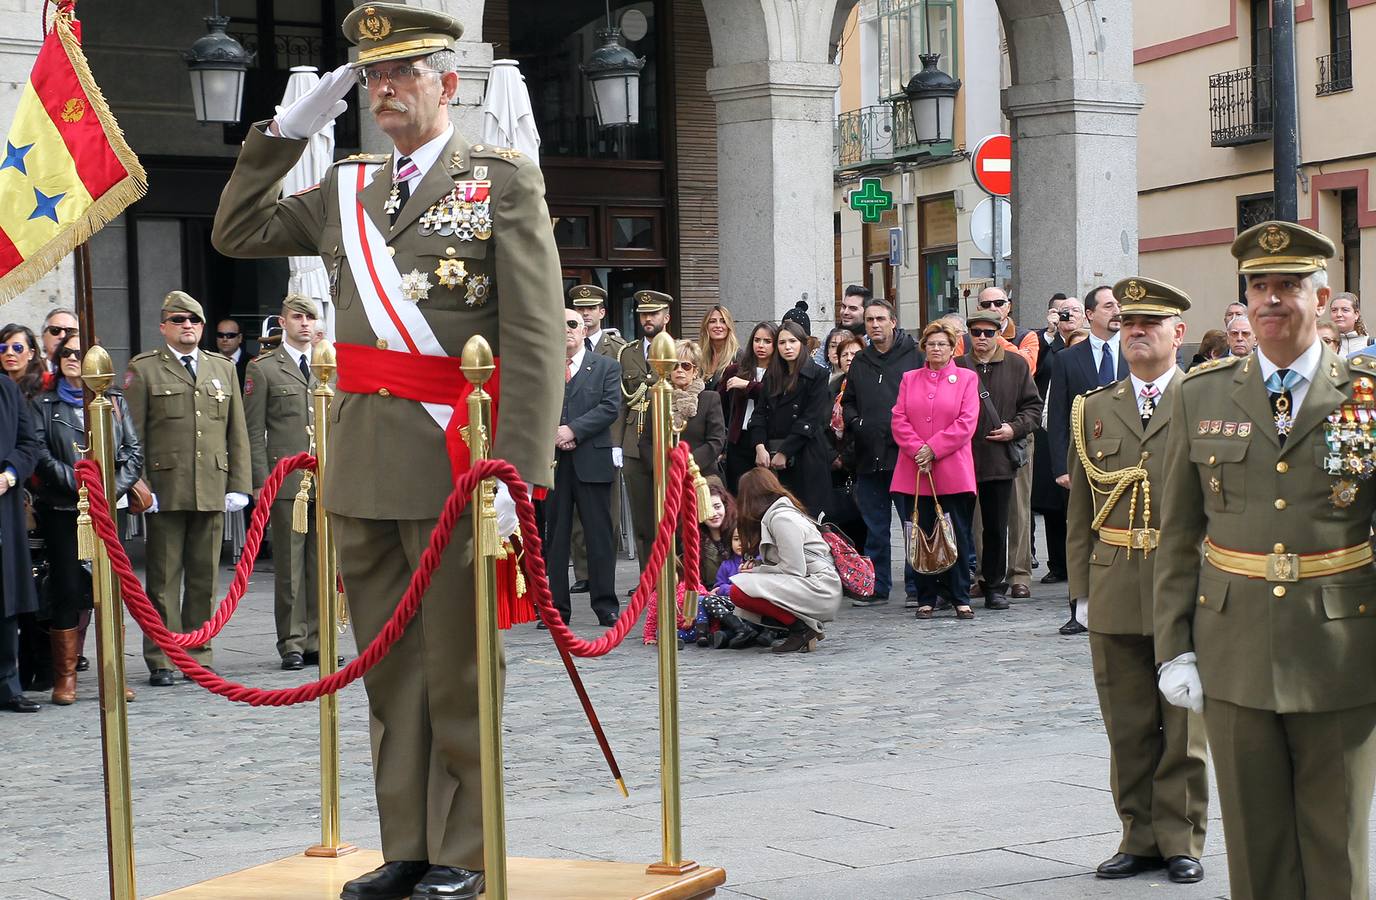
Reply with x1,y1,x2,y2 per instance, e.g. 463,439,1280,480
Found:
125,291,251,686
243,294,321,671
615,291,672,571
1067,278,1207,884
1155,221,1376,899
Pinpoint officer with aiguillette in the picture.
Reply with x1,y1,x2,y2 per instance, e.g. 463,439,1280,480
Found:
1066,278,1207,884
1154,221,1376,900
615,290,672,569
212,5,563,899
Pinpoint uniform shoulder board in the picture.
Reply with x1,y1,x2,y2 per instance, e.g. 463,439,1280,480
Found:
468,144,531,169
1351,354,1372,369
1081,383,1112,398
333,152,388,167
128,350,157,363
202,349,232,362
1184,354,1242,379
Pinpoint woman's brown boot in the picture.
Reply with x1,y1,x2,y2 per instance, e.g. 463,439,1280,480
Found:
50,627,80,705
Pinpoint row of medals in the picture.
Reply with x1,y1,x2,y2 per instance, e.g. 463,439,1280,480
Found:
392,185,493,306
1322,375,1376,507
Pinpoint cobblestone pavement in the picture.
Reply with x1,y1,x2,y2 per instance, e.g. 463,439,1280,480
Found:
1,525,1370,898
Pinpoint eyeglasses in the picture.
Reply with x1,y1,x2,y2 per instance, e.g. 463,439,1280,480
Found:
163,314,203,325
216,331,240,339
357,64,442,88
57,347,81,360
925,341,952,350
1,342,28,354
977,299,1008,309
565,320,581,329
674,361,697,371
45,325,76,337
969,328,998,338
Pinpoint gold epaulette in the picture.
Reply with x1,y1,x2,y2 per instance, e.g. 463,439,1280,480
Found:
1351,354,1373,370
1184,354,1241,379
334,153,388,166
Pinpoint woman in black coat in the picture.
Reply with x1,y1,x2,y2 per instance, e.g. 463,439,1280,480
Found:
717,321,776,493
747,320,830,518
0,370,42,711
31,334,142,705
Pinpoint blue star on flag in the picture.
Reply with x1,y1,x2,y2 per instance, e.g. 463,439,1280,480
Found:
0,141,33,175
28,188,64,223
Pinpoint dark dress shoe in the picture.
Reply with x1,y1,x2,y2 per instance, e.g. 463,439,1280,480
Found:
302,652,347,667
1095,853,1164,879
148,669,175,687
535,619,548,630
76,654,89,672
1059,616,1087,635
5,695,41,712
281,652,305,671
411,865,485,899
340,859,430,900
984,594,1010,610
1166,856,1203,883
1010,584,1031,599
1040,571,1067,584
570,579,590,593
597,612,619,627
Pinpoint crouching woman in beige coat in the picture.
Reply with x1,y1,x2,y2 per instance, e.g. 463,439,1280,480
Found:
730,468,843,653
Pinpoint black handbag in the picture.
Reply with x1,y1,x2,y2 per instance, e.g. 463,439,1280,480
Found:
973,370,1028,469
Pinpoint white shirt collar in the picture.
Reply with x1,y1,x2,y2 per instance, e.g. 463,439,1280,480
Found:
567,347,586,374
1256,338,1323,385
1089,331,1120,352
1129,366,1176,400
229,347,242,364
282,342,309,368
393,124,453,182
168,345,198,362
586,328,603,348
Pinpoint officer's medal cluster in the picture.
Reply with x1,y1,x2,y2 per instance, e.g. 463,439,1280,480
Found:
417,178,492,242
1323,374,1376,507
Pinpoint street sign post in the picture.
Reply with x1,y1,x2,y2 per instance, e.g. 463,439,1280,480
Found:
970,133,1011,197
888,227,903,267
969,197,1011,259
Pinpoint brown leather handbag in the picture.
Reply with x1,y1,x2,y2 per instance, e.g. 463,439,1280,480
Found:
126,478,153,515
908,471,958,575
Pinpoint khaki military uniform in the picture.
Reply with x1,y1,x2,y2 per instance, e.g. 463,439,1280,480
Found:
212,123,562,870
125,347,252,672
572,327,627,581
1155,349,1376,899
614,336,660,567
243,345,319,660
1067,373,1208,863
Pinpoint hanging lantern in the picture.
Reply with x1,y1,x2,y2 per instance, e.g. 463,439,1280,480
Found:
904,53,961,145
581,26,645,128
184,9,254,124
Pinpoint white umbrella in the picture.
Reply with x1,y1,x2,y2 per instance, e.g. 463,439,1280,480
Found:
480,59,540,162
277,66,335,337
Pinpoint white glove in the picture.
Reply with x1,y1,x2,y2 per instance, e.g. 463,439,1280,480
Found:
493,482,519,539
273,63,355,140
224,492,250,514
611,447,624,468
1158,652,1204,713
147,492,159,514
1074,598,1088,628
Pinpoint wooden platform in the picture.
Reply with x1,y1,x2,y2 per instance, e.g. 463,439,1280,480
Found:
150,849,726,899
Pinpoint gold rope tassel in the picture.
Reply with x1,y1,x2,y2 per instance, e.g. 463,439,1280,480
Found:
1070,394,1153,558
76,484,96,562
687,456,712,524
292,471,314,534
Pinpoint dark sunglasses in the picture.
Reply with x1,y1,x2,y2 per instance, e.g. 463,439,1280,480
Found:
216,331,241,339
164,314,203,325
674,361,696,371
45,325,76,337
1,342,29,354
57,347,81,360
564,320,581,329
969,328,998,338
977,299,1008,309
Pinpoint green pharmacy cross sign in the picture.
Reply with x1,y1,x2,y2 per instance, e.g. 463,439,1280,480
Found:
849,177,895,223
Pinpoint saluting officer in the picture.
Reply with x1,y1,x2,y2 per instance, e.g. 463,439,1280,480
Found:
125,291,252,686
1155,221,1376,900
243,294,321,671
568,283,624,592
212,5,563,899
615,290,672,569
1066,278,1207,884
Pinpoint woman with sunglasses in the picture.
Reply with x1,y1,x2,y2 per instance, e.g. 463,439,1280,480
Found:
0,324,44,400
637,340,724,478
31,333,142,704
748,320,831,518
717,321,777,492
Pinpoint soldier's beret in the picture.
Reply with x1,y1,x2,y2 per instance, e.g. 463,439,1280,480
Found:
343,3,463,68
162,290,205,320
1113,276,1191,318
282,293,321,318
634,290,672,313
1232,220,1335,276
569,284,607,307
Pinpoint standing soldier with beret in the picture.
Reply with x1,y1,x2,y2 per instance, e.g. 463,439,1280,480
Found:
125,291,252,686
1155,221,1376,900
212,5,563,899
243,294,321,671
1066,278,1207,884
616,290,673,570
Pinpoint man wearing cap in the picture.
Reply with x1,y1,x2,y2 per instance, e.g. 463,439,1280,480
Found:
615,290,672,568
125,291,252,686
1067,278,1207,884
1155,221,1376,899
243,294,323,671
212,5,563,898
568,283,625,593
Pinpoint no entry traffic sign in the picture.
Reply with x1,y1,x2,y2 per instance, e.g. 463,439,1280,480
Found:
971,133,1011,197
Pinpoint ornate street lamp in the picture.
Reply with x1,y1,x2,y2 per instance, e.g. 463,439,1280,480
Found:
904,53,961,145
184,1,254,124
581,3,645,128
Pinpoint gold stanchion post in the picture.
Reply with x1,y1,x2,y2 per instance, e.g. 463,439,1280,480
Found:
646,332,697,876
305,340,356,859
461,335,508,899
82,347,137,899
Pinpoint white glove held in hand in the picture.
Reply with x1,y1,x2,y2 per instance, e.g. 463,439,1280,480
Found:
1074,598,1088,628
1158,652,1204,713
273,63,355,140
493,482,519,539
147,492,159,514
224,492,250,514
611,447,624,468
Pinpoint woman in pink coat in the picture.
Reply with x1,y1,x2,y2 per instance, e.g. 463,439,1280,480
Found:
891,321,980,620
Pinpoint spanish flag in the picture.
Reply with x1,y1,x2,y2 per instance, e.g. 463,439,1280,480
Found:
0,3,145,302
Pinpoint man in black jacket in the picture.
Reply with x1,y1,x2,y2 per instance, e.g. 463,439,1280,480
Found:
841,299,923,606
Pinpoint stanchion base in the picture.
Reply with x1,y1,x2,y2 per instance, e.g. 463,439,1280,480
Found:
150,850,727,899
646,859,700,876
304,842,358,858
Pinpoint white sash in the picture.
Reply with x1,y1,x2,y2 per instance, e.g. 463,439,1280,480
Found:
337,162,451,431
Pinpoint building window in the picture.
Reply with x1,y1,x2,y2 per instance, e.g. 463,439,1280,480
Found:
1319,0,1353,94
919,194,958,325
1341,188,1361,294
876,0,958,102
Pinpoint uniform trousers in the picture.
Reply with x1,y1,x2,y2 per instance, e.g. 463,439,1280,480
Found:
334,513,498,871
1006,443,1034,587
143,510,222,672
1089,631,1208,859
1205,696,1376,900
623,454,655,568
545,456,618,624
269,499,318,658
571,474,621,582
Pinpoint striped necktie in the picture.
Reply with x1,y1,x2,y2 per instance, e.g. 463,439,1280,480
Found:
390,156,418,223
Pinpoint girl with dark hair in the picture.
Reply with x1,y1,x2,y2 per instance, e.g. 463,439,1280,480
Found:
717,321,776,492
0,324,44,400
747,320,830,517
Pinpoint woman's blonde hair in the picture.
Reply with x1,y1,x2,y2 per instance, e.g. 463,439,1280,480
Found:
919,320,959,349
675,338,703,370
698,305,740,378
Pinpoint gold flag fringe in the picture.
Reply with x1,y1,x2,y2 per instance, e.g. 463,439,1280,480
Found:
0,8,147,305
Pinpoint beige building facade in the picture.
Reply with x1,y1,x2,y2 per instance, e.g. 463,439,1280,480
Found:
1136,0,1375,337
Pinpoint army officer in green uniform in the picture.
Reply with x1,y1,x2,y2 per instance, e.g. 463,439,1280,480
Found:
615,290,672,569
1066,278,1207,884
1155,221,1376,900
125,291,252,685
212,5,562,899
243,294,320,671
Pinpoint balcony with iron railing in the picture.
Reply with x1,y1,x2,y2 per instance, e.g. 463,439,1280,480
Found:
835,99,955,172
1209,65,1272,147
1317,49,1353,95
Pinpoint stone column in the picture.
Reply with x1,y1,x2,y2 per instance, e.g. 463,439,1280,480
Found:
706,60,839,335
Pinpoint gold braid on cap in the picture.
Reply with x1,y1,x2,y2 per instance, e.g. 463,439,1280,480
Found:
1070,393,1153,558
